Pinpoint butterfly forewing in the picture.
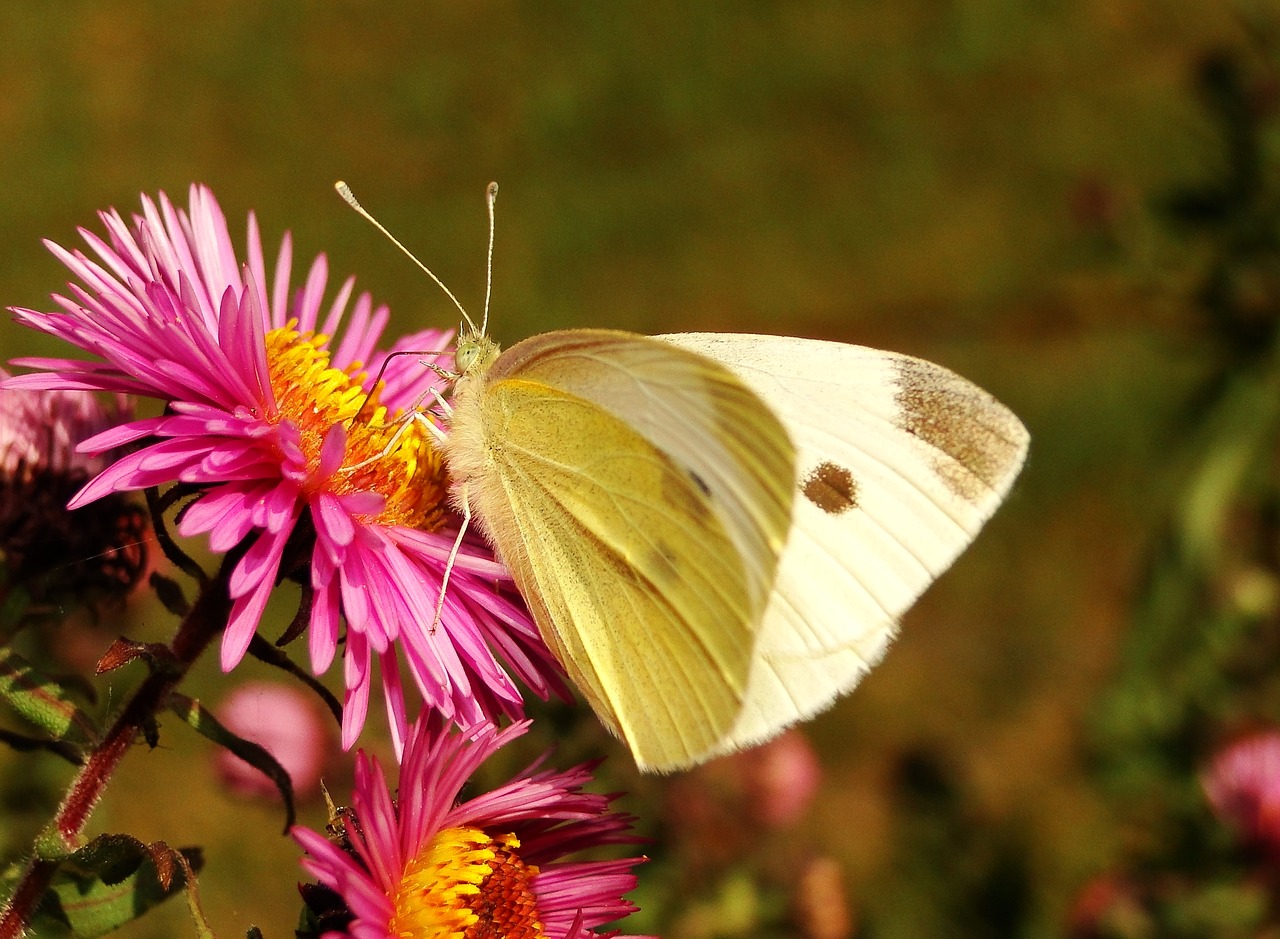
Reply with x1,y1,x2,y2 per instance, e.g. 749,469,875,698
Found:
488,330,796,615
445,329,796,770
496,439,752,767
660,333,1029,754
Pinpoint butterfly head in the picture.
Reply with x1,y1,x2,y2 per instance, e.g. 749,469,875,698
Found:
454,326,500,378
335,179,503,382
447,181,502,380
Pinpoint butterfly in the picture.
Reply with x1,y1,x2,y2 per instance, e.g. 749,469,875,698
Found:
441,326,1028,772
338,181,1029,773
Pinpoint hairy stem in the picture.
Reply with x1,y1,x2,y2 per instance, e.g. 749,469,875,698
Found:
0,555,234,939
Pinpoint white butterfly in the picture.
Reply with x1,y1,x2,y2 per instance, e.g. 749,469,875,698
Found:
336,181,1029,772
442,326,1028,772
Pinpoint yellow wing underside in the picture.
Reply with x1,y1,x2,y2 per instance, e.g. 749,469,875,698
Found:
471,331,794,770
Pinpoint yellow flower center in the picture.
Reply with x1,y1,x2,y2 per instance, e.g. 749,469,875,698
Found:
388,825,546,939
263,324,449,530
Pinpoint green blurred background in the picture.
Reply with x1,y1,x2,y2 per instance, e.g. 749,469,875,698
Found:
5,2,1280,937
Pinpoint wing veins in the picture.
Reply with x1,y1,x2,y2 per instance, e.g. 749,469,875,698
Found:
501,437,753,648
497,456,745,761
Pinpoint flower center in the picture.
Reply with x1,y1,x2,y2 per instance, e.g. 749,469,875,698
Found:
264,325,449,530
388,825,545,939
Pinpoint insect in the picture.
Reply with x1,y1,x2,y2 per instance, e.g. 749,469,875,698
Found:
339,182,1029,773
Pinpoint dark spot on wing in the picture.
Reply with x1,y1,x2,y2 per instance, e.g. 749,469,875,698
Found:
689,470,712,498
802,461,858,515
647,540,681,585
893,358,1025,503
660,464,711,520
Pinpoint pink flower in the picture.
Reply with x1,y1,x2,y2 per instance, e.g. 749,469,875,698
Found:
0,367,130,481
215,681,334,801
292,716,650,939
739,729,822,829
5,186,566,751
1203,729,1280,857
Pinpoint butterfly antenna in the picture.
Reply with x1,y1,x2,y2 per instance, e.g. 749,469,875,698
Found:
334,181,477,333
481,181,498,336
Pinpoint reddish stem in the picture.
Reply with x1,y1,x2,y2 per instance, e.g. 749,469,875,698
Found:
0,557,233,939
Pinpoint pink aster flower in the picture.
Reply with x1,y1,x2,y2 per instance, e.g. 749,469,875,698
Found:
5,185,566,750
293,716,649,939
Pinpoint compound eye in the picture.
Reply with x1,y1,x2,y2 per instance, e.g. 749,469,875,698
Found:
455,343,477,373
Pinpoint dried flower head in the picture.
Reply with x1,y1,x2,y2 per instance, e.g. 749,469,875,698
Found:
0,374,146,609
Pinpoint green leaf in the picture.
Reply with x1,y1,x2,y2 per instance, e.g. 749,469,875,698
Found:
0,578,33,637
1177,362,1280,569
169,693,296,831
69,833,151,885
150,571,191,618
27,836,204,938
0,648,98,751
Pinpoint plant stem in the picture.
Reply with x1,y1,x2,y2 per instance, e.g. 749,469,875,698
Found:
0,555,234,939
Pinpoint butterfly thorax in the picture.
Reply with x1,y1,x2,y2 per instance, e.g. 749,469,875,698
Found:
441,330,502,502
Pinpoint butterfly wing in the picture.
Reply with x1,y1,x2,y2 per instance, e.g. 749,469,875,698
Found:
660,332,1029,753
444,329,795,771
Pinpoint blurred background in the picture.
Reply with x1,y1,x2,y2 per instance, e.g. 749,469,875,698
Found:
3,2,1280,937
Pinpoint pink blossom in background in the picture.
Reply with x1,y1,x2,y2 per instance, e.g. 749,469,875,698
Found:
740,729,822,829
215,681,333,801
0,368,131,481
5,186,568,753
658,730,822,881
1202,728,1280,857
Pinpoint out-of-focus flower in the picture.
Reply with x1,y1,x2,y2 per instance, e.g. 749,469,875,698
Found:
740,729,822,829
0,373,146,610
293,716,649,939
5,186,566,751
793,856,852,939
214,680,334,801
1065,873,1149,939
1202,728,1280,858
664,729,821,870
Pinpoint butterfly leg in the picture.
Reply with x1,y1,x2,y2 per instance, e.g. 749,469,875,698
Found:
432,482,473,634
340,410,448,475
429,387,454,419
340,416,413,472
412,408,449,444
